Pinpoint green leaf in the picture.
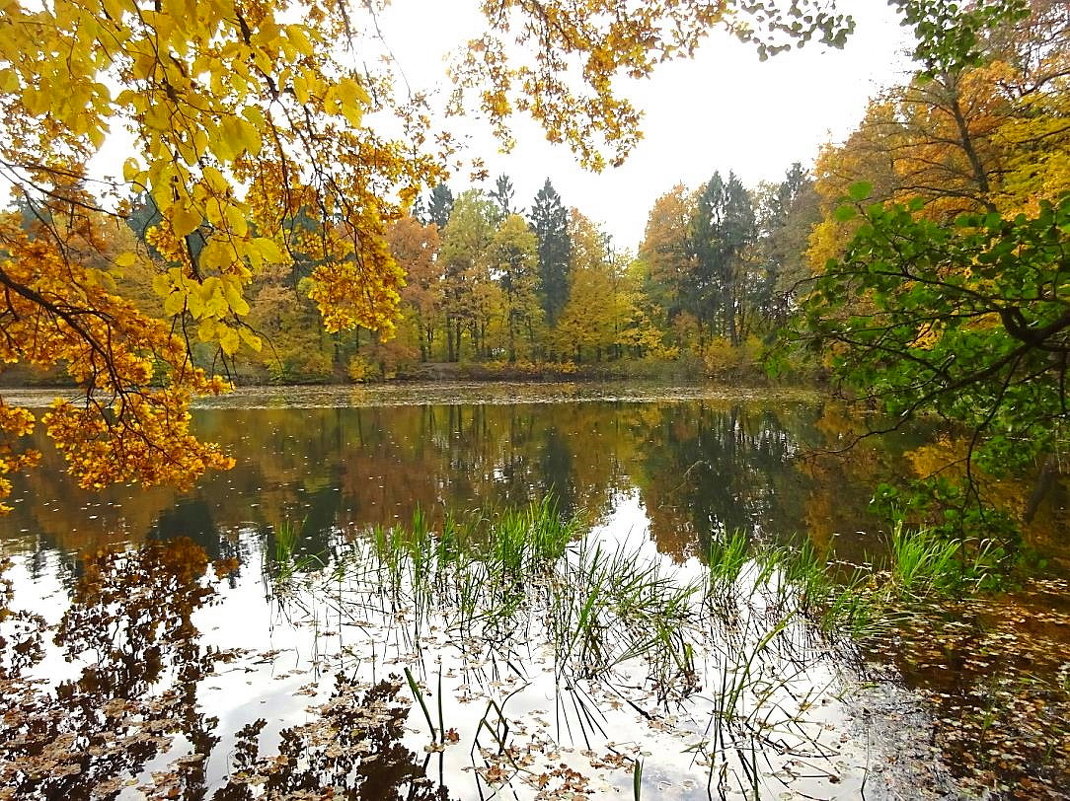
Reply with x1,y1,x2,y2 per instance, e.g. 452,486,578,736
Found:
847,181,873,202
835,204,857,222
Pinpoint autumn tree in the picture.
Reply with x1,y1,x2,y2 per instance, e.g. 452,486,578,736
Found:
753,163,821,330
453,0,854,169
389,217,443,362
486,214,540,362
0,0,923,505
439,191,501,361
555,211,627,361
798,0,1070,535
638,184,698,347
809,1,1066,265
0,0,451,507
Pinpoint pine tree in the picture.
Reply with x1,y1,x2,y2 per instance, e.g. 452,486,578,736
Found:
691,172,756,345
489,174,517,217
424,184,455,229
528,179,571,329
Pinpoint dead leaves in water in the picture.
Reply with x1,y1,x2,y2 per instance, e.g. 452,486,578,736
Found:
865,576,1070,798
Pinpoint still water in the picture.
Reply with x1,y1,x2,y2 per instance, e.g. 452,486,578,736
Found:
0,385,919,562
1,384,1067,800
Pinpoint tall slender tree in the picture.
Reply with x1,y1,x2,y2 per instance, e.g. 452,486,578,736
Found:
528,179,572,331
691,172,756,345
489,174,518,217
423,184,456,229
487,215,541,361
754,163,820,330
439,191,499,361
638,184,698,345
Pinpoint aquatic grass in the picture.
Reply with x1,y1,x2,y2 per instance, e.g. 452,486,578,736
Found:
543,540,702,695
286,501,915,798
885,523,1005,598
487,496,577,578
273,518,300,563
264,519,328,593
706,529,751,589
404,666,438,742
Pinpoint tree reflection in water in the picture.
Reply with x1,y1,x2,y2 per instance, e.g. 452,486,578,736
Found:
208,677,453,801
0,539,454,801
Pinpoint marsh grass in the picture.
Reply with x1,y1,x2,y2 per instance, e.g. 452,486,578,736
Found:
887,522,999,597
265,518,327,591
267,505,996,799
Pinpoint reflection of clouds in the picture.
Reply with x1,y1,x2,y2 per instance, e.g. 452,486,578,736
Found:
2,539,454,800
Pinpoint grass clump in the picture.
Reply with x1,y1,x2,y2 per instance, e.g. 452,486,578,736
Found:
887,522,1000,597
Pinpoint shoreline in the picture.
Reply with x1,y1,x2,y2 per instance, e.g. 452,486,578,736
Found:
0,379,824,409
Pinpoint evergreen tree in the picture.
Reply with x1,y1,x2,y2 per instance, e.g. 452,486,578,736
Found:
690,172,756,345
489,174,517,217
756,163,819,329
423,184,455,229
528,179,571,328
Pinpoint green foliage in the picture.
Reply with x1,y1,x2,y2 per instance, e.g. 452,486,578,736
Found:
872,478,1019,549
892,0,1030,74
886,523,1001,597
705,529,750,589
489,174,516,217
422,184,455,229
802,193,1070,532
528,179,572,328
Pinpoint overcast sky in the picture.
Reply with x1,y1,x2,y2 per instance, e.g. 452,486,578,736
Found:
376,0,917,252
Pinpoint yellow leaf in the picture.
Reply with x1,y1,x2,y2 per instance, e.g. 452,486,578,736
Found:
200,240,232,271
171,203,202,238
253,237,286,264
293,74,310,104
163,292,186,317
0,69,19,93
219,325,240,355
287,25,314,56
122,158,140,183
187,290,206,319
151,272,173,297
236,118,262,156
201,165,229,193
197,318,218,342
114,251,137,268
239,327,262,352
222,277,250,316
224,205,249,237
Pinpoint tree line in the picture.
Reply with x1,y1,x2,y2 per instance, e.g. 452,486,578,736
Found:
139,165,816,383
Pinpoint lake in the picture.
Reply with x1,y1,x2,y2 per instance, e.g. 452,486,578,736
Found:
1,383,1068,800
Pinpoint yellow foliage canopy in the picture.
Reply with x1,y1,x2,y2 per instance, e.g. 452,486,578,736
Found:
0,0,440,505
0,0,851,507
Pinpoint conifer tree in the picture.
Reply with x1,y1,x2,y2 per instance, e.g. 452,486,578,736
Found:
528,180,571,328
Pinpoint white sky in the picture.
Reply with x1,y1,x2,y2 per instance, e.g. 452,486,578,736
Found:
375,0,916,252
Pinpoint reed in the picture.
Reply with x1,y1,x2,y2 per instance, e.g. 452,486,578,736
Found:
276,498,1005,799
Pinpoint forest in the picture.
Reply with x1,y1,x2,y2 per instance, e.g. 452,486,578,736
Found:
4,0,1063,398
109,164,814,383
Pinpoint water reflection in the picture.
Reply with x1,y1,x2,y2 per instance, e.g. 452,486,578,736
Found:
0,541,227,799
0,400,919,563
2,391,1070,798
0,539,456,801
